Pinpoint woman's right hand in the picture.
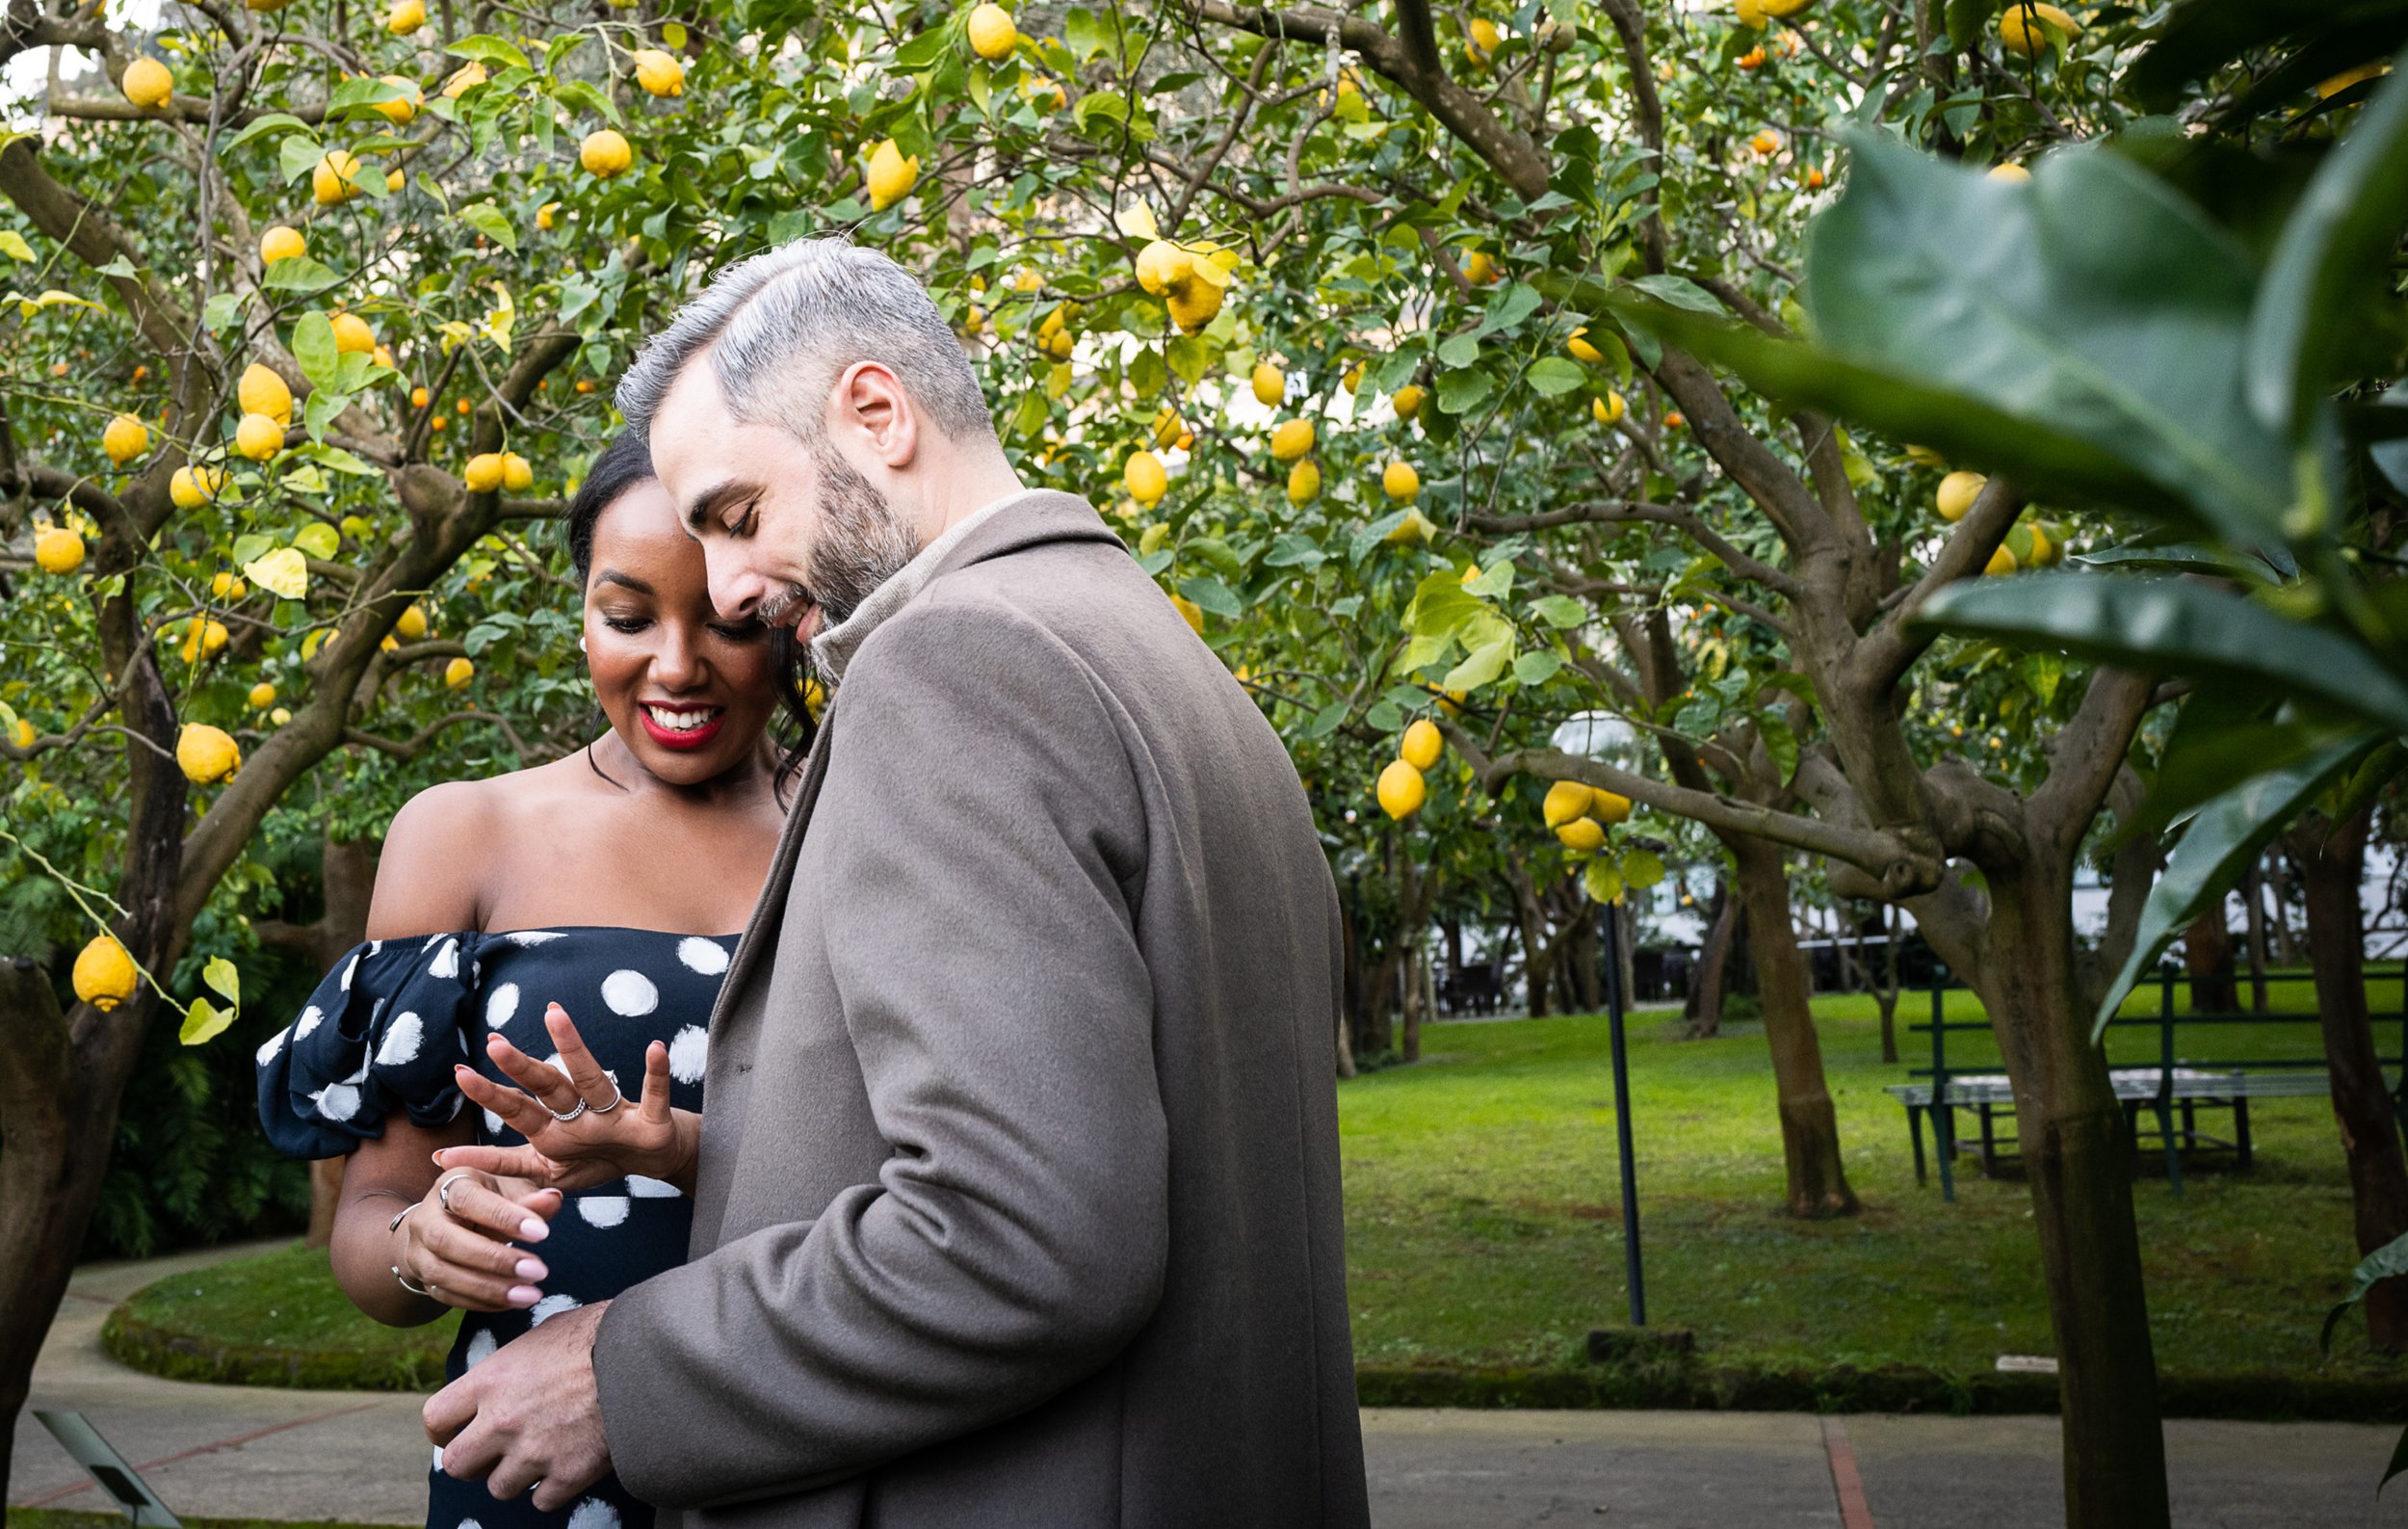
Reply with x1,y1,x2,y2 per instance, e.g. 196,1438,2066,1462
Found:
435,1001,700,1195
393,1168,562,1312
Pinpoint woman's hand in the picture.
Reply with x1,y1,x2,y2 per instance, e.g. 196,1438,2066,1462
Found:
393,1168,562,1313
437,1002,700,1195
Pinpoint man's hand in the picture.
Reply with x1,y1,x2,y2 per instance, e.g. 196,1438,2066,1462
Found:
426,1298,613,1511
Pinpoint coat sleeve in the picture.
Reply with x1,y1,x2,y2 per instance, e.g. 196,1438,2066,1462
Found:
592,596,1167,1505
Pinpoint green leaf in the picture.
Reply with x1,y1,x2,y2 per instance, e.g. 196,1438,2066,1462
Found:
1436,368,1493,414
292,522,340,560
1759,713,1799,784
1512,650,1563,686
1474,281,1543,336
201,292,245,332
1463,562,1514,599
1917,571,2408,736
244,546,308,600
0,230,34,262
1305,701,1347,740
1583,858,1625,904
1625,274,1723,315
1178,575,1243,619
1165,334,1213,386
1442,630,1516,693
201,956,241,1005
262,256,341,293
230,533,276,567
457,202,518,252
1264,534,1325,569
278,135,327,185
1351,509,1411,563
2324,1228,2408,1356
1945,0,1995,52
303,386,350,439
220,112,313,155
1622,849,1665,889
179,996,234,1046
291,311,340,388
2126,0,2388,112
1403,569,1488,645
2095,736,2374,1035
2246,45,2408,440
1436,332,1480,369
448,33,532,69
1531,594,1588,628
552,78,622,127
1792,136,2291,542
1526,356,1586,395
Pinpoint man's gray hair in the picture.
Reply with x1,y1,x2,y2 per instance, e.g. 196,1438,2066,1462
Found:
615,237,995,449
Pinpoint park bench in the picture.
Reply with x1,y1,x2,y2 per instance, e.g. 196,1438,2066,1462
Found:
1885,967,2395,1201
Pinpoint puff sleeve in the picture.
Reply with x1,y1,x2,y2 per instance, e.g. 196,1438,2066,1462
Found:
254,932,485,1159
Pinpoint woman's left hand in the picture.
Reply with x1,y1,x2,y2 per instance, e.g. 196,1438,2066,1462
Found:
439,1002,700,1194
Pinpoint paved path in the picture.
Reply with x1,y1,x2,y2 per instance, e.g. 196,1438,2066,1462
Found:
16,1242,2408,1528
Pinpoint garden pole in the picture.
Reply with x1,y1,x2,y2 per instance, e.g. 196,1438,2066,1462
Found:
1603,899,1645,1327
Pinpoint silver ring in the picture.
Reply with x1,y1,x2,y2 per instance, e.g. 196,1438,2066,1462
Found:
393,1264,433,1297
435,1169,474,1213
548,1096,588,1123
589,1087,625,1115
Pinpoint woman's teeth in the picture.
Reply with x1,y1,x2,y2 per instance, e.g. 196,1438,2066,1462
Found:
643,705,719,732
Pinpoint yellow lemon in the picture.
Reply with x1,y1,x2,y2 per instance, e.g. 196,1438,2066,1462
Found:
1904,443,1947,466
866,138,920,210
1999,2,2080,57
122,58,172,110
1382,460,1421,503
1736,0,1767,25
1556,817,1606,854
235,412,283,461
633,48,685,96
1462,250,1500,285
461,452,506,493
249,682,276,708
12,718,34,749
581,128,634,177
1287,459,1321,506
967,3,1017,60
1936,469,1987,522
211,571,248,599
537,201,562,230
2026,524,2054,567
1592,391,1626,427
35,526,85,575
1985,544,2019,576
386,0,426,34
1135,239,1192,296
102,413,150,465
1567,327,1604,363
176,723,241,783
270,705,291,725
1343,363,1365,394
393,603,430,641
73,936,139,1011
445,656,475,690
1400,718,1442,771
1751,128,1784,156
441,62,487,98
259,225,306,264
1591,789,1633,824
239,362,293,424
1542,779,1594,829
1125,450,1168,506
1392,384,1425,419
1166,279,1224,334
373,75,421,124
1385,508,1436,546
1270,418,1314,462
1988,162,2032,182
1376,758,1426,819
1169,590,1204,634
312,150,362,205
170,464,225,509
1466,17,1502,65
1251,361,1285,407
179,617,229,664
501,452,533,491
330,312,376,355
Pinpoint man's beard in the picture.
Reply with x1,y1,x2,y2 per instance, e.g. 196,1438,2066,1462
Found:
770,450,919,630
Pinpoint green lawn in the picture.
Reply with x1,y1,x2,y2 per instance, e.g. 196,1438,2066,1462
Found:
1340,981,2405,1393
106,974,2408,1410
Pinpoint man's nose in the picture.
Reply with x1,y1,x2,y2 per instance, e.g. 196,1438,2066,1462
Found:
704,547,762,622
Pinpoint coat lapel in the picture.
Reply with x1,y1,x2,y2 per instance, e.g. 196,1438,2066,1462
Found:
705,712,837,1037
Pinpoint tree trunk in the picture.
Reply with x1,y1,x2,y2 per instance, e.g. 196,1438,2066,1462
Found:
1400,950,1426,1064
258,831,380,1248
2183,907,2238,1014
2243,862,2271,1013
2266,856,2300,966
2291,808,2408,1352
1508,860,1551,1017
1873,904,1902,1066
1976,860,2170,1529
1685,878,1735,1039
1563,910,1601,1013
1729,836,1859,1218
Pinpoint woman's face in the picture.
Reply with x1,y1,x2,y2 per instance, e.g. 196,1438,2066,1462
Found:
583,478,778,785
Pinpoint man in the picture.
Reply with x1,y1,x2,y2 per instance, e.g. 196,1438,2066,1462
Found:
424,237,1370,1527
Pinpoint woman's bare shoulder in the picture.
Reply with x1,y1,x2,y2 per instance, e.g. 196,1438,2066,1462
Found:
366,758,590,937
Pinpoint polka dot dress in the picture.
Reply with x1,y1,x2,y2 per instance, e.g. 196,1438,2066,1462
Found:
258,928,736,1529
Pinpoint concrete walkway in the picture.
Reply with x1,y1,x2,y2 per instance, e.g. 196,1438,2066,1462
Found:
15,1242,2408,1528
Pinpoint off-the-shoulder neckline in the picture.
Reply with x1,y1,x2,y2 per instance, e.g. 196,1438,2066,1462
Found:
368,926,746,941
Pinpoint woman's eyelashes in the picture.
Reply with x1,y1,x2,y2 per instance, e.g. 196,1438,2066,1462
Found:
598,612,766,642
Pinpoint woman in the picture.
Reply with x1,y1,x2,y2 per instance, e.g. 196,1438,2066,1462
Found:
257,434,798,1529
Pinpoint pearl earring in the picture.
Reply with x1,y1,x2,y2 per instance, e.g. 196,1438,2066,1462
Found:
578,635,588,652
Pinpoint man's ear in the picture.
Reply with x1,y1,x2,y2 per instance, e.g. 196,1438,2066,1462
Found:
830,360,917,469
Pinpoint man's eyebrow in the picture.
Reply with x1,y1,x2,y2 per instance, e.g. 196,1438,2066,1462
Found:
594,570,652,594
683,480,752,535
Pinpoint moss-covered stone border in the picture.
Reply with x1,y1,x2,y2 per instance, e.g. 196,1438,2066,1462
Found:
101,1305,449,1393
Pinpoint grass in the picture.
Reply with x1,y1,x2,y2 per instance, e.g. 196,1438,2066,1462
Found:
13,1515,387,1529
1339,975,2408,1409
103,972,2408,1413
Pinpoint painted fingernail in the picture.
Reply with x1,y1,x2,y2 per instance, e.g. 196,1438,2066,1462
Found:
515,1258,547,1280
520,1219,547,1240
507,1285,540,1306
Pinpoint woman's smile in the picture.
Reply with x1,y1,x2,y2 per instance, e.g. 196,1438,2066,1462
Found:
639,701,727,751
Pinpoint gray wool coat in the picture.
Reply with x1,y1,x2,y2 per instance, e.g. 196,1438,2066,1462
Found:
590,491,1370,1529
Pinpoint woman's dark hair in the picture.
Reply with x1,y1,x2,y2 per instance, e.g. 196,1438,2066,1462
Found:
564,434,816,797
565,433,658,588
